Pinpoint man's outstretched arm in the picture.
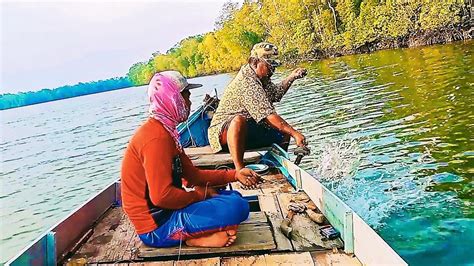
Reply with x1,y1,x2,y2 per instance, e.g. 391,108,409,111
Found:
267,68,307,102
280,68,307,93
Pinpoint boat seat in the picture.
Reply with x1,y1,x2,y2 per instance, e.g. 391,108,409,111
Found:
184,145,269,168
138,211,276,259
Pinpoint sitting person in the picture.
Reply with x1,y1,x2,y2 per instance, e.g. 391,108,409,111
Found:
208,42,308,170
121,71,260,248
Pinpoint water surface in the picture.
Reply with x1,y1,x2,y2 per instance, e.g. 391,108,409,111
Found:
1,41,472,265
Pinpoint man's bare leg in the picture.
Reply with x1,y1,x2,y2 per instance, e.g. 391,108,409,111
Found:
185,229,237,247
279,133,291,151
225,115,248,171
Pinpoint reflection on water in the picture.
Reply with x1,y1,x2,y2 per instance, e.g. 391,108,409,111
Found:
1,41,472,265
276,41,473,265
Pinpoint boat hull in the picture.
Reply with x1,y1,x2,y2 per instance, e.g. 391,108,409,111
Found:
264,144,407,265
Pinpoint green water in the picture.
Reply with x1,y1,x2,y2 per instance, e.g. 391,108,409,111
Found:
1,41,472,265
275,41,473,265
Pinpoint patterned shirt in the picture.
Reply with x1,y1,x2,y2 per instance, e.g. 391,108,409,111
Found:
208,64,285,152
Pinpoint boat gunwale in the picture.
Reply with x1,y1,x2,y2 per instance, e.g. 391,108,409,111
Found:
265,145,407,265
6,180,120,266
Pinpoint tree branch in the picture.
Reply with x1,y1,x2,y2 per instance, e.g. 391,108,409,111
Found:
327,0,338,33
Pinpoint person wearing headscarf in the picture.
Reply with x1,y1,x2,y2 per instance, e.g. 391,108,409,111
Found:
121,71,260,248
208,42,308,170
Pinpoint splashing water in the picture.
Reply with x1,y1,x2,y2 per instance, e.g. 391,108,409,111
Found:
310,137,439,228
311,136,361,182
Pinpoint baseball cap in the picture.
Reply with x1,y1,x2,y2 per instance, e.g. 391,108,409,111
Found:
159,70,202,92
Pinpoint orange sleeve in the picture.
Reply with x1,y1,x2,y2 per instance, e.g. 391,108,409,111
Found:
142,137,205,210
181,153,236,186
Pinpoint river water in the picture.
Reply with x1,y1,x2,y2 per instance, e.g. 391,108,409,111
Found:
1,41,472,265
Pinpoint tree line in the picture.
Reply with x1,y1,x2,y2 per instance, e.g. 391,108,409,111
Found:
0,77,132,110
127,0,471,86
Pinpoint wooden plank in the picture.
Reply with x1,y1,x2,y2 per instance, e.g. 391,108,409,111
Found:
259,172,294,195
100,210,140,263
221,255,266,265
139,227,275,258
137,212,270,260
352,213,407,266
123,225,142,262
232,181,262,197
232,170,292,197
241,211,267,225
259,195,294,252
258,195,280,213
264,252,314,265
129,262,173,266
311,251,361,266
70,207,141,263
189,151,262,167
184,145,216,155
185,146,266,168
174,257,220,266
139,217,275,258
185,146,268,156
222,253,314,266
277,193,343,252
266,213,294,252
52,182,117,262
237,223,271,232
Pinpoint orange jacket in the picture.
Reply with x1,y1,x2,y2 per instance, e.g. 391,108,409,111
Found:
121,118,236,234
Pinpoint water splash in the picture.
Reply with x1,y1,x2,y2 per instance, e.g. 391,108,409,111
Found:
310,136,440,229
311,136,361,182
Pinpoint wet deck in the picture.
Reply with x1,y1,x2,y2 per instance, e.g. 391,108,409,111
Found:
66,169,360,265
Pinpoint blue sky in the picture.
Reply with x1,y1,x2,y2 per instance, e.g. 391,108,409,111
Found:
1,0,232,94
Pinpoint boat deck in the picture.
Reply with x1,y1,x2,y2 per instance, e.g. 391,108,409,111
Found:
65,169,360,265
184,145,266,168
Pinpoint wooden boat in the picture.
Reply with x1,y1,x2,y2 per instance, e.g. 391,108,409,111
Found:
6,96,407,266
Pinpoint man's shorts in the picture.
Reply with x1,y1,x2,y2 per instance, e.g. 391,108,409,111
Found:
219,117,286,150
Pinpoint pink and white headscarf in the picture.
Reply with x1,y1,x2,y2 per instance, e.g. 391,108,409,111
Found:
147,73,189,151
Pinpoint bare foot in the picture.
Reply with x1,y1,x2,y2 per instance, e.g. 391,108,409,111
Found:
225,229,237,247
185,229,238,248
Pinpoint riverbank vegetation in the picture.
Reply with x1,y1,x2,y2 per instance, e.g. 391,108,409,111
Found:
0,77,132,110
127,0,472,86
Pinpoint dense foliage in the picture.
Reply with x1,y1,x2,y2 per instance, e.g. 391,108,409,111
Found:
127,0,470,86
2,0,469,109
0,77,132,110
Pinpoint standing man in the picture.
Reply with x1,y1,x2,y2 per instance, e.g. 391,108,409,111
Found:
208,42,308,170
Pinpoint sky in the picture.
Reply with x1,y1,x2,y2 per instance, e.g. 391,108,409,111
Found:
0,0,233,94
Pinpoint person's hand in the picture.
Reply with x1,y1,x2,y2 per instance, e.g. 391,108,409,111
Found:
292,131,307,147
290,68,307,80
194,186,218,199
235,168,261,189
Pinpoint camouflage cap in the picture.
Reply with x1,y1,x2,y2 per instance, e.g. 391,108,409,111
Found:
250,42,281,67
